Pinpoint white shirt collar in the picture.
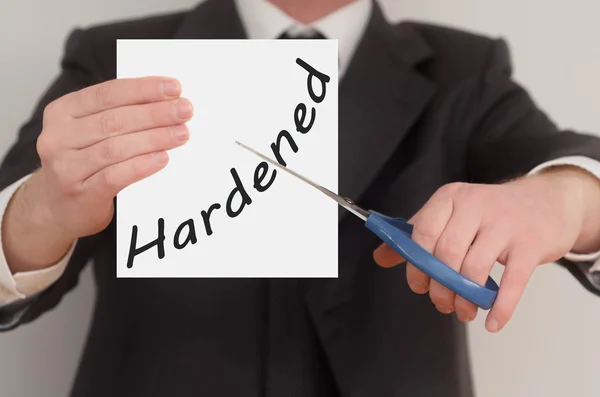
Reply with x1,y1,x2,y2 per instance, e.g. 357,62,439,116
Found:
234,0,373,77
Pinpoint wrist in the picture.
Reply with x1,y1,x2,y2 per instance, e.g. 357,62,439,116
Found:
22,170,72,237
536,165,600,254
575,170,600,254
3,170,76,272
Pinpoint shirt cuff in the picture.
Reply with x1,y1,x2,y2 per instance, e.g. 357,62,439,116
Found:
528,156,600,272
0,174,75,306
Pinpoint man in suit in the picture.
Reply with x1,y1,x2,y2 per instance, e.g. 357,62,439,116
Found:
0,0,599,396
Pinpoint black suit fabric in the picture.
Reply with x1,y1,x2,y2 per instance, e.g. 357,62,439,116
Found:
1,1,599,396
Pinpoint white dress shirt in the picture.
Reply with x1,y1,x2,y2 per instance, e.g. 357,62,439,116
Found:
0,0,599,306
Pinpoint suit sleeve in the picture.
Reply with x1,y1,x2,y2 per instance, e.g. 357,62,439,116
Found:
0,28,105,331
466,38,600,296
467,38,600,182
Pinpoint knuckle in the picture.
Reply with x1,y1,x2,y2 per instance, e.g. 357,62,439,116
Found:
102,168,117,189
101,138,124,162
464,186,489,205
412,223,439,245
65,181,85,197
36,133,52,161
461,254,488,276
42,100,60,122
151,102,172,126
150,103,165,124
435,235,465,264
509,239,538,261
94,84,115,108
438,182,466,196
99,112,123,135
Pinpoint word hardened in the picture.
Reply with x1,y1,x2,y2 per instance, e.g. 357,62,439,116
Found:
126,58,331,269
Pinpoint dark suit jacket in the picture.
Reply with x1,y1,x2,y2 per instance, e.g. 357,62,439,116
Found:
2,1,600,396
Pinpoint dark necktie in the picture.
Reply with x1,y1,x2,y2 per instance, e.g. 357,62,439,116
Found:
278,30,326,40
278,29,338,71
265,27,331,397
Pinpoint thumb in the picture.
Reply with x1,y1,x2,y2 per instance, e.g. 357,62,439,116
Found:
373,243,406,268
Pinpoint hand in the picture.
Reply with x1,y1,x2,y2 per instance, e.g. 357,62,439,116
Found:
373,167,600,332
35,76,193,237
4,77,193,272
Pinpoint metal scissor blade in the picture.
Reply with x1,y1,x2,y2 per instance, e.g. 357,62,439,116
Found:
235,141,370,221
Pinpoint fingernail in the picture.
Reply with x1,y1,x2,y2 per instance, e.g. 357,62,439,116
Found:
171,124,189,141
162,80,181,97
457,313,474,323
410,281,428,294
487,318,499,332
435,305,454,314
176,99,194,119
153,152,168,164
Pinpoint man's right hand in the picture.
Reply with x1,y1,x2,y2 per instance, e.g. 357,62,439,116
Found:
2,77,193,273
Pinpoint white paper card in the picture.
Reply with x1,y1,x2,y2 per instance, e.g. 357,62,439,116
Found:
116,39,338,278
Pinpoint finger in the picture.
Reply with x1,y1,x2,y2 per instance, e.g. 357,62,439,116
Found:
429,206,480,314
373,243,405,268
72,98,193,148
406,188,455,296
453,228,507,323
406,263,429,294
485,248,539,332
83,151,170,199
73,124,189,181
61,77,182,118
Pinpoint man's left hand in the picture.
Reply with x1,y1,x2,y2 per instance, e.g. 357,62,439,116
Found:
373,167,600,332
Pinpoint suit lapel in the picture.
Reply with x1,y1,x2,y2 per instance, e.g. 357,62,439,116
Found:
338,3,436,221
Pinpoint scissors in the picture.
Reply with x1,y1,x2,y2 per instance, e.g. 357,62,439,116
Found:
236,141,499,310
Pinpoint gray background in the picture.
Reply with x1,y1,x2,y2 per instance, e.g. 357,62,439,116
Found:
1,1,599,396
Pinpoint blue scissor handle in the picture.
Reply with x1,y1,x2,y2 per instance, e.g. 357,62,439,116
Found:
365,211,499,310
